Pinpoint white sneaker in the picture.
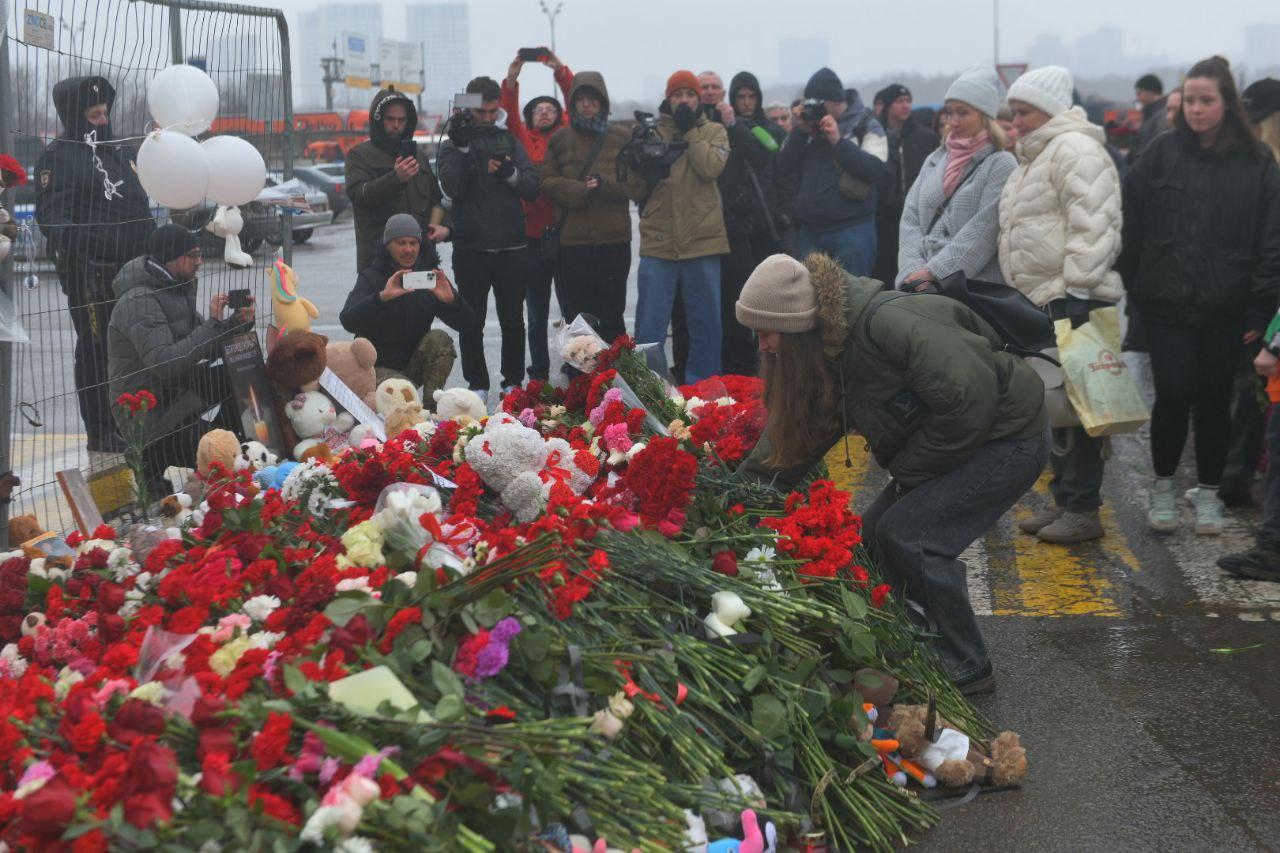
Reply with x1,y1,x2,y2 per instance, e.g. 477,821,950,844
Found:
1193,488,1225,536
1148,478,1178,532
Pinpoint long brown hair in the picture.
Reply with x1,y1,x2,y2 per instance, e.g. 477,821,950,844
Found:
1174,56,1266,160
760,330,840,468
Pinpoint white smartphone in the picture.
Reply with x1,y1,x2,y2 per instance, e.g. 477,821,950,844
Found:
402,270,437,290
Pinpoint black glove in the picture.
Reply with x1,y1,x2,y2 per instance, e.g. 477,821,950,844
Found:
492,153,516,180
640,159,672,185
673,103,698,134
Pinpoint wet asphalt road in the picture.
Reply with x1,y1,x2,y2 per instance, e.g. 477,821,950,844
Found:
11,216,1280,851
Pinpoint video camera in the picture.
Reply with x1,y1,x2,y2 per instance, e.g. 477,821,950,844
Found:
618,111,688,177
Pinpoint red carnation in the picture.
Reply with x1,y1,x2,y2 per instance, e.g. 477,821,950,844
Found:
711,549,739,577
19,772,78,839
378,606,423,654
199,751,240,796
250,712,294,770
871,583,892,608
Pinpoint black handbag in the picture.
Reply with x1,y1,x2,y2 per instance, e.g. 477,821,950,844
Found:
933,271,1057,357
541,131,609,265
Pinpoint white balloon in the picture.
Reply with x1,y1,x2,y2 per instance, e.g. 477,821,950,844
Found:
200,136,267,206
148,64,219,136
137,130,210,210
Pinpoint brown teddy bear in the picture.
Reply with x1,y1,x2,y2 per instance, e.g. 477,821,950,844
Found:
326,338,379,410
196,429,242,480
385,402,428,439
266,330,327,393
886,703,1027,787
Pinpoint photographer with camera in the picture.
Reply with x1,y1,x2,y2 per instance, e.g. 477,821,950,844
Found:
621,71,730,385
502,48,574,381
541,71,633,351
437,76,541,402
778,67,889,277
346,87,450,273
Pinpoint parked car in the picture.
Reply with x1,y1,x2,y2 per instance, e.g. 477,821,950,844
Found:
293,164,349,219
173,173,333,255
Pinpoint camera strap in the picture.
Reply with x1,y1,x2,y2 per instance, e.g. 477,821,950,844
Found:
552,130,610,233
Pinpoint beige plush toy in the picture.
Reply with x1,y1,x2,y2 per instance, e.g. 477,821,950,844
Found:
432,387,487,423
886,704,1027,788
196,429,242,479
385,402,428,439
327,338,379,409
376,377,421,418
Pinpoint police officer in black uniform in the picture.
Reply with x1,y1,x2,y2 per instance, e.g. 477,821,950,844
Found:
36,76,155,452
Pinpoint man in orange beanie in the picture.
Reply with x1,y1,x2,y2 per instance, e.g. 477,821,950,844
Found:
621,70,730,384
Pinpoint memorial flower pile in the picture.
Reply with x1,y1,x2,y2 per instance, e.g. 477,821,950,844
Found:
0,336,990,852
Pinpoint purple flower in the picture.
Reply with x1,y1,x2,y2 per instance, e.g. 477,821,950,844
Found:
475,642,510,678
490,617,522,644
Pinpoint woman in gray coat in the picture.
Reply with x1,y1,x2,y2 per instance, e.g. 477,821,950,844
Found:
896,67,1015,291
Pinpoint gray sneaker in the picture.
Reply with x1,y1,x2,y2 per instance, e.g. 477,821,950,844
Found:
1018,505,1064,535
1037,510,1105,544
1148,478,1178,532
1193,488,1225,536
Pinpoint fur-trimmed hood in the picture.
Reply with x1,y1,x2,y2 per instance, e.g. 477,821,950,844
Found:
804,252,880,362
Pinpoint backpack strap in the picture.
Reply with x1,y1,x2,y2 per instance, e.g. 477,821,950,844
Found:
860,292,914,354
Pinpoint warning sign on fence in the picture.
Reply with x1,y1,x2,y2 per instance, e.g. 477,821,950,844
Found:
23,9,55,50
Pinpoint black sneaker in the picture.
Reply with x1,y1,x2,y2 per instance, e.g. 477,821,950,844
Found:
1218,546,1280,582
955,663,997,696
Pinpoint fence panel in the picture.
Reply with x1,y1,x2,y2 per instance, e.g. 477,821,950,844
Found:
0,0,292,539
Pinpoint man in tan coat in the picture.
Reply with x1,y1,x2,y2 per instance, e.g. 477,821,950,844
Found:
541,71,633,349
623,70,729,383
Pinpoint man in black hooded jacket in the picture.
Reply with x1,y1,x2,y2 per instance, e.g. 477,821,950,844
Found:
345,87,450,273
716,71,791,375
873,83,939,286
36,75,156,453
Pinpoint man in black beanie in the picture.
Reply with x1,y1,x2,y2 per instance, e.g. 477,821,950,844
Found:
107,224,254,490
872,83,938,285
1131,73,1167,162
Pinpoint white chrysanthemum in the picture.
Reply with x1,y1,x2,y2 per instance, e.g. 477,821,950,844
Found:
243,595,281,622
281,459,341,515
248,631,284,650
684,396,705,413
336,839,375,853
744,545,776,564
1,643,28,678
336,577,373,595
108,547,139,581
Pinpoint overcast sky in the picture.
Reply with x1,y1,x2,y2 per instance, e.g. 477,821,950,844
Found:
272,0,1279,101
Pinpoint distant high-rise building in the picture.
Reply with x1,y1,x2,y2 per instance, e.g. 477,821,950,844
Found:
1027,33,1071,70
406,3,471,115
778,38,830,86
1073,27,1124,78
1246,23,1280,76
297,3,384,110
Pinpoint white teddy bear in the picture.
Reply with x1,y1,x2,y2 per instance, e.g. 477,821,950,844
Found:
284,390,356,458
205,204,252,268
376,377,421,417
433,387,488,424
462,414,598,522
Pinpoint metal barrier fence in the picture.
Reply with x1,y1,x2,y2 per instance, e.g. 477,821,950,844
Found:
0,0,293,542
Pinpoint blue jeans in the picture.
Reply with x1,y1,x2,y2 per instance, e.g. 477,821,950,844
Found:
795,218,876,276
524,238,558,380
862,429,1049,681
635,255,721,384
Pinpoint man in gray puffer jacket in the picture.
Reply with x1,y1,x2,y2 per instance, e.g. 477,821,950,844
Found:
107,225,254,487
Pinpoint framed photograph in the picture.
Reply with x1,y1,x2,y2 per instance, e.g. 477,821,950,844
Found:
220,332,287,458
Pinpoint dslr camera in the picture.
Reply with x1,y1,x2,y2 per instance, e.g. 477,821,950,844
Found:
799,98,827,126
618,111,689,175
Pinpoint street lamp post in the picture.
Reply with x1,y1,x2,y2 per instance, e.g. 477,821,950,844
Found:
538,0,563,54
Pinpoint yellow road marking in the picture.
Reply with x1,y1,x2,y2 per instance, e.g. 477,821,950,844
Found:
825,444,1131,618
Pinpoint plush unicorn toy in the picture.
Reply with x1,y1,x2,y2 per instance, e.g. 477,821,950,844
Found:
269,256,318,336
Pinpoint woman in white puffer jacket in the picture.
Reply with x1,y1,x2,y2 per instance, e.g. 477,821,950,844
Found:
998,66,1123,546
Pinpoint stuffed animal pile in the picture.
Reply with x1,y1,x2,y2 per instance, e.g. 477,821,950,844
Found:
462,413,599,522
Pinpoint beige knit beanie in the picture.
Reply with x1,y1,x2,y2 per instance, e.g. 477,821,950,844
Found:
735,254,818,333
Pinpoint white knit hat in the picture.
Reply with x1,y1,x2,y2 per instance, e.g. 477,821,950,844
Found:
944,66,1002,118
1007,66,1075,118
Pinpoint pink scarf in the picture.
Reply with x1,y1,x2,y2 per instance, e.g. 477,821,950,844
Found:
942,131,990,197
